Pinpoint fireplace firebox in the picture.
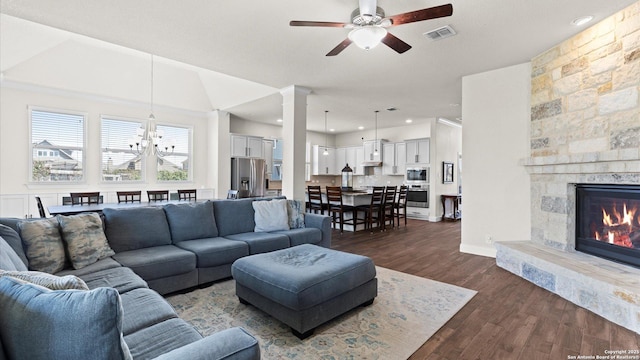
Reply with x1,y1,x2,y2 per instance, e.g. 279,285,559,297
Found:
575,184,640,268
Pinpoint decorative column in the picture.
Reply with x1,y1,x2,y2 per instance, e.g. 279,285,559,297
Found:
207,110,231,199
280,85,311,201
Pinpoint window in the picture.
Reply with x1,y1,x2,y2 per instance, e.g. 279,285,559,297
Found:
101,117,144,182
30,108,85,182
156,124,191,181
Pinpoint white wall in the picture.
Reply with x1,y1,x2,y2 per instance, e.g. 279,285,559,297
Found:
460,63,532,257
432,120,462,220
335,122,431,147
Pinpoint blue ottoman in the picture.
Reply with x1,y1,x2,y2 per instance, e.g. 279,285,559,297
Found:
231,244,377,339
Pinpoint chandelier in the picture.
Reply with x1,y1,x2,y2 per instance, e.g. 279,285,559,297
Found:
129,54,174,157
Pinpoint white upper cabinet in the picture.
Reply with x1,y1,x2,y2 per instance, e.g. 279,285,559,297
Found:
405,138,430,164
312,145,337,175
383,142,406,175
363,139,384,162
231,134,263,158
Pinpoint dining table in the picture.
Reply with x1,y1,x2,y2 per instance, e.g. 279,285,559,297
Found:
47,199,206,216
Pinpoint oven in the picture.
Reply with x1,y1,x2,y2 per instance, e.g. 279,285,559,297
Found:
405,166,429,184
406,188,429,208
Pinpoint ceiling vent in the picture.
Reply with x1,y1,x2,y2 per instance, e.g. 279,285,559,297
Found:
424,25,456,41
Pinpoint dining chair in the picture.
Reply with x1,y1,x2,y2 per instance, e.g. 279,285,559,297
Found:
394,185,408,227
35,196,47,218
307,185,326,214
117,191,142,203
177,189,197,201
381,186,397,230
70,192,101,205
227,190,239,199
147,190,169,202
325,186,366,233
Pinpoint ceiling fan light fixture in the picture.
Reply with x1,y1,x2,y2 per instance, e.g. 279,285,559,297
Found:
348,26,387,50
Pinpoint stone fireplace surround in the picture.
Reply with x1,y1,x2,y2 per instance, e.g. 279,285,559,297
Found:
496,151,640,334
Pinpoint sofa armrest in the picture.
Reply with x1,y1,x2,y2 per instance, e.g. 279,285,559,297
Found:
152,327,259,360
304,213,331,248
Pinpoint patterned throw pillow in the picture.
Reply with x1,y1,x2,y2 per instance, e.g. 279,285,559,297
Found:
0,270,89,290
18,218,66,273
287,199,306,229
58,213,115,270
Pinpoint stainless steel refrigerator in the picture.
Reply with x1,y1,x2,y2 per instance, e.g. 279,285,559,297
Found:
231,158,266,198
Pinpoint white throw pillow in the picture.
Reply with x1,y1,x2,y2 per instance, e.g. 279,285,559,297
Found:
253,199,290,232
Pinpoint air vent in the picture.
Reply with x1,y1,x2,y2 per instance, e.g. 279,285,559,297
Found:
424,25,456,41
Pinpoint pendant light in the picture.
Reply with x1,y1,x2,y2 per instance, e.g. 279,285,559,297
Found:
323,110,329,156
373,110,379,156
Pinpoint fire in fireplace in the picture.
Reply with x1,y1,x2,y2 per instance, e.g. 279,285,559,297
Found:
575,184,640,268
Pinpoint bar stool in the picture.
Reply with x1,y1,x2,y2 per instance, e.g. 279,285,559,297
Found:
70,192,101,205
178,189,197,201
359,186,385,232
227,190,239,199
381,186,397,230
307,185,326,214
394,185,408,227
147,190,169,202
117,191,142,203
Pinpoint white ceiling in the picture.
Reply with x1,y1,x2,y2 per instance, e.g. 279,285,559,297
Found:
1,0,637,133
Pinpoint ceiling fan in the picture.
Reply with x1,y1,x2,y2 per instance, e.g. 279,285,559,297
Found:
290,0,453,56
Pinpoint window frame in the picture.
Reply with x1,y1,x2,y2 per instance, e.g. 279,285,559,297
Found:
99,115,147,183
28,106,87,184
155,122,193,183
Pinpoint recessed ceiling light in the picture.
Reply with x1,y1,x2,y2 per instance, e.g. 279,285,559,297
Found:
571,16,593,26
358,126,365,130
405,119,413,123
329,128,335,132
276,118,283,122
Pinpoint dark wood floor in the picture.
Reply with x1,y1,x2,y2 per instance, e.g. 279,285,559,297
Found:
331,219,640,360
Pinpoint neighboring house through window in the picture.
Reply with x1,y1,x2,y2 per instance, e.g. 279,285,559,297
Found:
156,124,191,182
101,117,144,182
30,108,85,182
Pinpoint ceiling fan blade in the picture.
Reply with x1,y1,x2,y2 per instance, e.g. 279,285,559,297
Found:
381,33,412,54
388,4,453,26
326,38,353,56
290,20,349,28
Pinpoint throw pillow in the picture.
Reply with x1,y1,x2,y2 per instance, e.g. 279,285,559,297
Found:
58,213,115,270
253,199,290,232
0,277,132,360
0,270,89,290
0,224,29,267
0,236,27,272
287,200,306,229
18,218,66,273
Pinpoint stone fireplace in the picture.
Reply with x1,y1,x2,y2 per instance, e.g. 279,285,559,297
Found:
495,2,640,334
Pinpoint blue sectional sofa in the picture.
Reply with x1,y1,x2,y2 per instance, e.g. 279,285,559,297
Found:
0,197,331,360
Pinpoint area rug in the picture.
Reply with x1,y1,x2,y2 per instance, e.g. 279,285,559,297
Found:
167,266,476,359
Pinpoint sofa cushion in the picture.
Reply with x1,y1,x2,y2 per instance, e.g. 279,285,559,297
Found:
124,318,202,360
103,207,172,252
0,224,28,268
119,288,177,335
76,267,149,294
58,213,115,269
287,200,306,229
272,228,323,247
0,277,132,360
0,236,27,271
153,327,260,360
112,245,196,281
56,257,122,277
224,232,290,254
0,270,88,290
163,201,218,242
213,198,255,236
253,199,289,232
17,218,66,273
175,237,249,268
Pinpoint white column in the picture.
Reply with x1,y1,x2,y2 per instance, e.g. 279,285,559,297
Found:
280,85,311,201
207,110,231,199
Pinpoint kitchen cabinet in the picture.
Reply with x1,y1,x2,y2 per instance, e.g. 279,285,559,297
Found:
383,142,406,175
312,145,337,175
335,147,347,172
344,146,364,175
262,139,274,176
405,138,430,164
362,139,385,162
231,134,263,158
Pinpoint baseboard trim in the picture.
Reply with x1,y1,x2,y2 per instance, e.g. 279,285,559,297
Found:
459,243,496,258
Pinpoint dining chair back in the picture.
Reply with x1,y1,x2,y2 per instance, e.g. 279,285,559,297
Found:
35,196,47,218
178,189,197,201
307,185,325,214
394,185,408,227
117,191,142,203
227,190,239,199
361,186,385,232
147,190,169,202
70,192,101,205
382,186,397,230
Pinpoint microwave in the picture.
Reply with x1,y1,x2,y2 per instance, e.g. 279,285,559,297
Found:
406,167,429,183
